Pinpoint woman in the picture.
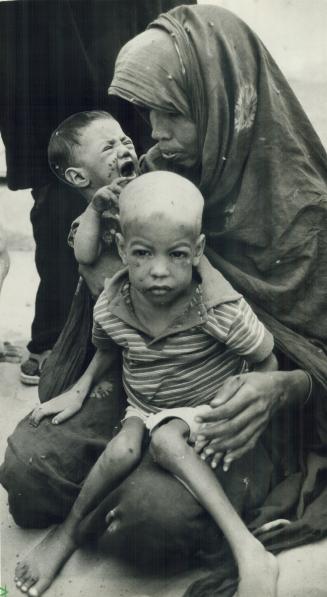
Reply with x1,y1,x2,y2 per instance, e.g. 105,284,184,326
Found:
2,5,327,596
108,3,327,462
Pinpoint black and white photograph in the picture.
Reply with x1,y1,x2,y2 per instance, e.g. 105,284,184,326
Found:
0,1,327,596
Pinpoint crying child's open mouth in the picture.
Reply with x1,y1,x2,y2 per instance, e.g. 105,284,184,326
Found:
119,159,137,178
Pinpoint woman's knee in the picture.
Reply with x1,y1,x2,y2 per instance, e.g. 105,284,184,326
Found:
98,451,205,561
0,441,72,528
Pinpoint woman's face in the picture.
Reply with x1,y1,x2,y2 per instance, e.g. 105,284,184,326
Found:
149,110,199,169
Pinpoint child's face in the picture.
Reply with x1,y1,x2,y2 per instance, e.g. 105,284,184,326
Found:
118,215,204,306
73,118,138,189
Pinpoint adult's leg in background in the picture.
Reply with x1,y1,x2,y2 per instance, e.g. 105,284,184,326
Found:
20,180,85,384
28,180,85,354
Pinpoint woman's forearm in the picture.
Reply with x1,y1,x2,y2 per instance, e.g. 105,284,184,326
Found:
277,369,311,409
195,367,312,461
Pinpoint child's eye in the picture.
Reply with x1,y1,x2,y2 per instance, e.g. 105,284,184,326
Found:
121,137,134,146
171,251,187,259
133,249,151,257
103,144,114,151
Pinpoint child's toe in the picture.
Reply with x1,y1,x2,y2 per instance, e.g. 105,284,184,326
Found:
21,577,38,593
16,566,33,589
28,576,52,597
15,562,27,578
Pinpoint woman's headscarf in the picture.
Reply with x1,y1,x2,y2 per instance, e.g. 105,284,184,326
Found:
109,4,327,388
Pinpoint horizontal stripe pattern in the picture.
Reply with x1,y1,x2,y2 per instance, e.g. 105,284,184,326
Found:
93,292,273,414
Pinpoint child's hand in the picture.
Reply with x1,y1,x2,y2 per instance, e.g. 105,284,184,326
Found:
91,177,133,215
29,389,85,427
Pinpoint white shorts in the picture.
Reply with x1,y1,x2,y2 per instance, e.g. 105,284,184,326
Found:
124,404,212,436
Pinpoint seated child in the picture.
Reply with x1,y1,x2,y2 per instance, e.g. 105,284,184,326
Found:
16,171,278,597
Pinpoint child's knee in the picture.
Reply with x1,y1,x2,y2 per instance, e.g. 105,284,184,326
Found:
150,420,189,467
103,432,142,469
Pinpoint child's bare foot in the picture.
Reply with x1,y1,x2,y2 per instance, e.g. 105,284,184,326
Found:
90,380,114,400
235,544,279,597
14,525,76,596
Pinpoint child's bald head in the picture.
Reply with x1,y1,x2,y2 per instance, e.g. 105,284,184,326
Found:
117,172,205,304
119,171,204,239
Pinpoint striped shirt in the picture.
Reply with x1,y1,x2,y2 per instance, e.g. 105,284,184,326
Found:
93,258,273,415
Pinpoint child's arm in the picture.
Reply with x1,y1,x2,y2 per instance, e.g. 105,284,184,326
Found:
195,299,277,469
74,202,103,265
74,178,131,265
252,350,278,372
29,348,118,427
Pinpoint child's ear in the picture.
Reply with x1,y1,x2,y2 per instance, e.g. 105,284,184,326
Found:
192,233,205,266
116,233,128,265
65,167,89,189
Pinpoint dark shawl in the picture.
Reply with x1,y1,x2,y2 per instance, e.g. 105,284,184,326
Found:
109,4,327,390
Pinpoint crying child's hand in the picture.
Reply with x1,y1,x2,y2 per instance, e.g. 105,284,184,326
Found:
91,177,132,215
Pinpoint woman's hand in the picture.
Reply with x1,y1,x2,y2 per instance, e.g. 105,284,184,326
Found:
29,387,86,427
194,371,290,467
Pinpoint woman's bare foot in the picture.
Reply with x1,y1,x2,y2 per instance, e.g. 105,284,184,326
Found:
235,543,279,597
14,525,76,596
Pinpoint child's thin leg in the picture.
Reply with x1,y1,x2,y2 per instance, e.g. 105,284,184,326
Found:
71,417,144,521
15,418,145,597
150,419,278,597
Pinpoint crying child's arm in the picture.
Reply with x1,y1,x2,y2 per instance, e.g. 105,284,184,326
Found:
74,178,130,266
74,202,103,265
